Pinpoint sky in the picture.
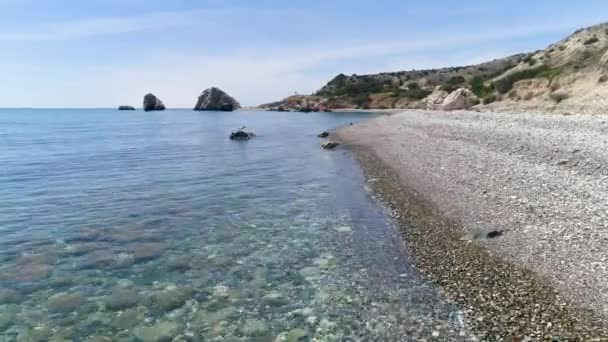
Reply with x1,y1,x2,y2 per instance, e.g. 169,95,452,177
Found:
1,0,608,108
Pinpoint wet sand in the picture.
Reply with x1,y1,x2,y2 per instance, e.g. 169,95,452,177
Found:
335,109,608,339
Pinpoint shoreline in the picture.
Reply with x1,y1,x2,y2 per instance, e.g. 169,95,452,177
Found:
335,110,608,339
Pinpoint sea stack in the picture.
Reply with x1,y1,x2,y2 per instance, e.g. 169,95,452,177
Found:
194,87,241,111
143,93,166,111
118,105,135,111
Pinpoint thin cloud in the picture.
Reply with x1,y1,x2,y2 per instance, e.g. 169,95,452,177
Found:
0,7,300,41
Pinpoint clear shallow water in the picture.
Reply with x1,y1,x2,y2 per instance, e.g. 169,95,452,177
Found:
0,109,466,341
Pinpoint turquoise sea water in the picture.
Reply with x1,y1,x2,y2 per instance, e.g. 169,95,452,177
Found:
0,109,467,341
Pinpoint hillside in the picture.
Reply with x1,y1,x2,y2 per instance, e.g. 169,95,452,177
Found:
260,22,608,114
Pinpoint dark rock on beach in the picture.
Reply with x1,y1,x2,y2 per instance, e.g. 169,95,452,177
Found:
194,87,241,111
118,105,135,111
143,93,166,111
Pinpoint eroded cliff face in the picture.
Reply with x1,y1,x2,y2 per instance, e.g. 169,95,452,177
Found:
261,22,608,113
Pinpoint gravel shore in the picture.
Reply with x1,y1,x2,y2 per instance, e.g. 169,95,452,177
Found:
335,110,608,339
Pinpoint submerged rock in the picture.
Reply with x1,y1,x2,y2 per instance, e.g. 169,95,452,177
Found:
317,132,330,138
261,291,288,306
321,141,340,150
0,256,53,283
118,105,135,111
128,242,167,262
242,319,270,337
0,305,18,331
153,287,194,312
106,287,140,310
48,292,85,314
113,308,144,330
0,287,23,304
285,328,309,342
143,93,166,111
194,87,241,111
135,321,180,342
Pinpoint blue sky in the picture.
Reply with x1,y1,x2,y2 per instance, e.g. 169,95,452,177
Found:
1,0,608,108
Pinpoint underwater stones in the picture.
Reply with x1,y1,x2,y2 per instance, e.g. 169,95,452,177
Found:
82,250,133,269
196,306,237,327
334,226,352,233
0,305,18,331
77,227,102,241
113,308,144,330
0,254,54,283
261,291,288,306
17,325,52,342
212,285,231,299
129,242,167,262
63,242,102,256
0,287,23,304
242,319,270,337
48,292,85,314
106,287,140,310
153,287,194,312
134,321,180,342
166,256,192,271
285,328,309,342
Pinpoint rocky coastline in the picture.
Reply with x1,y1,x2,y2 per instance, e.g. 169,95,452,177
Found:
335,110,608,339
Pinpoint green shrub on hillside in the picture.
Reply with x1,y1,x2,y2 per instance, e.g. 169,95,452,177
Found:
482,94,497,104
353,94,370,108
493,65,562,94
523,54,536,65
470,76,493,98
446,75,466,85
584,36,599,45
396,86,432,100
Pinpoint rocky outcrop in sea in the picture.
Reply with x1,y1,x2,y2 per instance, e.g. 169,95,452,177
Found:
143,94,166,111
194,87,241,111
118,106,136,111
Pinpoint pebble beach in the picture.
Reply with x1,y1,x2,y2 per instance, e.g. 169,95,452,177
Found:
336,109,608,339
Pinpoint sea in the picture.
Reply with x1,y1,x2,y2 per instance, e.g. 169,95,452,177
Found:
0,109,468,341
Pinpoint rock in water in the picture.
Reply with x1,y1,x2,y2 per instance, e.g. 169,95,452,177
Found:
317,132,330,138
230,127,255,140
321,141,340,150
143,93,166,111
118,105,135,111
194,87,241,111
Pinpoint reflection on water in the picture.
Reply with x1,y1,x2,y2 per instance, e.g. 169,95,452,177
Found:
0,109,468,341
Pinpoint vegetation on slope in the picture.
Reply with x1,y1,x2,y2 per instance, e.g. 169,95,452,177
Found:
262,22,608,111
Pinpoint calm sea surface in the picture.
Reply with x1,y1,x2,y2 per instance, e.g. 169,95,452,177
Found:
0,109,467,341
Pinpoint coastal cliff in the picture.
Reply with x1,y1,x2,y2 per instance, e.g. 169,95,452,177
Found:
262,22,608,114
